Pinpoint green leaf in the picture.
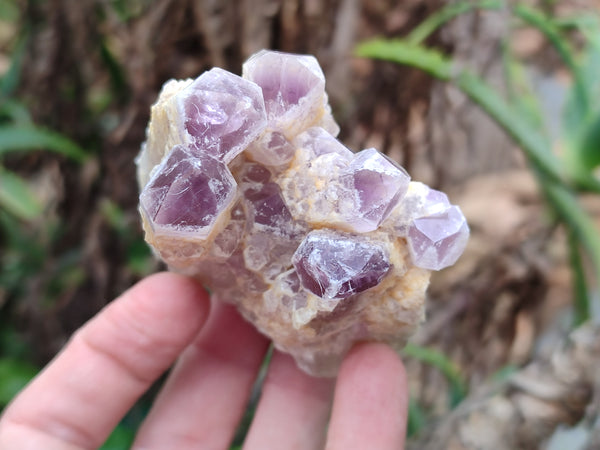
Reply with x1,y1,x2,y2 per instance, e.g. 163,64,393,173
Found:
407,0,503,45
454,70,561,179
542,181,600,294
99,38,128,101
515,4,589,115
100,423,135,450
403,343,467,406
0,0,19,22
0,33,27,98
500,39,545,133
407,398,428,438
109,0,146,22
99,198,127,233
0,167,43,220
554,14,600,49
0,358,38,406
516,8,600,188
0,99,32,125
568,228,591,326
0,210,46,294
356,39,562,184
491,364,519,382
558,18,600,190
357,9,600,329
126,239,153,276
0,126,87,162
561,34,599,140
578,112,600,170
355,39,453,81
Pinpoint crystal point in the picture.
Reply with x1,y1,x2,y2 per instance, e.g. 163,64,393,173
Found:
140,145,236,239
243,51,339,137
407,205,470,270
178,68,267,162
345,148,410,232
245,131,295,167
292,230,391,300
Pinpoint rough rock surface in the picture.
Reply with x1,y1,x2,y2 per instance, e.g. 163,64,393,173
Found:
137,50,469,376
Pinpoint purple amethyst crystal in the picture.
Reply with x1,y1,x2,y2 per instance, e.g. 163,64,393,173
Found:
387,182,452,236
424,188,450,213
246,131,296,167
242,51,324,116
243,182,294,231
242,51,338,137
407,205,469,270
178,68,267,162
345,148,410,232
238,162,295,232
293,127,352,160
139,145,236,239
292,230,391,300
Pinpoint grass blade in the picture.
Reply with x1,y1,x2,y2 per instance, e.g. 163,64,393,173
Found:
407,0,504,45
0,167,43,220
500,39,545,133
355,39,563,184
355,40,453,81
579,112,600,170
403,343,467,406
514,4,589,115
0,99,32,125
407,398,428,437
0,126,87,162
542,181,600,291
0,33,27,98
568,228,591,326
356,37,600,320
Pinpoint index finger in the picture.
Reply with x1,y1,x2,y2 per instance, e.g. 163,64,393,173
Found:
0,272,210,450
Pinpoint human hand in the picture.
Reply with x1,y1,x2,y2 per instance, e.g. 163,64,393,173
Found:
0,272,407,449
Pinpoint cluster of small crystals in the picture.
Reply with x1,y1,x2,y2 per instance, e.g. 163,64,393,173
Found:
137,50,469,376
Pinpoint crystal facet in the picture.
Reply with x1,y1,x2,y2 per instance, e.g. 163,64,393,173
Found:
243,50,339,137
292,230,391,300
345,148,410,232
245,131,296,168
137,50,469,376
179,68,267,162
140,145,236,241
407,205,469,270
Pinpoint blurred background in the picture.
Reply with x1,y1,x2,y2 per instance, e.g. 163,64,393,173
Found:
1,0,599,448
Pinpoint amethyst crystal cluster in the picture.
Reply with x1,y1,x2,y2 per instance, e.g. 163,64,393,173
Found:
137,50,469,376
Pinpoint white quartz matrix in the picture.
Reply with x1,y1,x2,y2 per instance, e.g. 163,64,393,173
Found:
137,50,469,376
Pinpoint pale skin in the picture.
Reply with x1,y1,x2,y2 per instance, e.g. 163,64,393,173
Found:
0,272,408,449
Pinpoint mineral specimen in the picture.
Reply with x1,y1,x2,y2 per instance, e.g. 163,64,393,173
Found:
137,50,469,376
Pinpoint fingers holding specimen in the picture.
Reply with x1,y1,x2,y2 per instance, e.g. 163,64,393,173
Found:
0,272,210,449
